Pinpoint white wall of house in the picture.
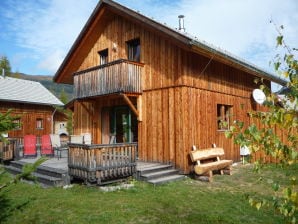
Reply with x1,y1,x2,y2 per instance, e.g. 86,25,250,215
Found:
54,121,68,136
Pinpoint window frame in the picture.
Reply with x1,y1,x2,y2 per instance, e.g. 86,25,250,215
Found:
36,118,44,130
98,48,109,65
217,104,233,131
126,38,140,62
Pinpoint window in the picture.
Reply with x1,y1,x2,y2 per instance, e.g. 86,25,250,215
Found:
36,118,43,129
98,49,108,65
127,38,140,62
217,104,232,130
108,106,138,143
13,118,21,130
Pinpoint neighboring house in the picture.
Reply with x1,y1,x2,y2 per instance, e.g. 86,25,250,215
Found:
0,76,64,139
54,0,286,173
53,110,69,136
276,87,297,111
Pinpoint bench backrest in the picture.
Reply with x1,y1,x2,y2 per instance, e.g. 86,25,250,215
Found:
189,147,225,162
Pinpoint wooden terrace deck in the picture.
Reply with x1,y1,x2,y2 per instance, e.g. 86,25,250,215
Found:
17,157,160,174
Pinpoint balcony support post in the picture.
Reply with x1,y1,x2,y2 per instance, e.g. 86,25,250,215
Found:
137,96,142,121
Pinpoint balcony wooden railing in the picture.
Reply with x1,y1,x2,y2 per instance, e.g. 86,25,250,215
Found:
68,143,137,185
73,59,143,99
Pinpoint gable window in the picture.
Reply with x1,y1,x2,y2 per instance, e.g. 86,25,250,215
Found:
13,118,21,130
217,104,232,130
98,49,108,65
127,38,140,62
36,118,43,129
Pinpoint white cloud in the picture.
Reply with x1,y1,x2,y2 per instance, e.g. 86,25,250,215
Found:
2,0,97,74
2,0,298,75
38,49,65,72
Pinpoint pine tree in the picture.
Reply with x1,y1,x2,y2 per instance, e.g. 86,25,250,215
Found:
0,56,12,77
0,110,19,142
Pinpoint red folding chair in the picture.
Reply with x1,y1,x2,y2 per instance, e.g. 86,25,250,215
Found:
23,135,37,157
41,135,54,156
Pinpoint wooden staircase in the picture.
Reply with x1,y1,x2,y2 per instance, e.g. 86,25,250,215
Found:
136,162,185,185
5,161,70,187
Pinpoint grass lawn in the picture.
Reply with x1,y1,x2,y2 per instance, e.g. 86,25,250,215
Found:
0,163,297,224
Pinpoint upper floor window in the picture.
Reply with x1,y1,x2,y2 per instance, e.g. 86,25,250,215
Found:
217,104,232,131
127,38,140,62
36,118,43,130
98,49,108,65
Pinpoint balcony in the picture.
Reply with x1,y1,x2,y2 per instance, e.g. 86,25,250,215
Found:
73,59,143,99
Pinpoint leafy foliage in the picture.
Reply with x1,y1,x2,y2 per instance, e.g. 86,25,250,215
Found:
0,56,11,77
0,110,19,142
66,110,73,135
0,157,48,191
226,25,298,223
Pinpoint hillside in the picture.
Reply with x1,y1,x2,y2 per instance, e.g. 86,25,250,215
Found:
11,73,73,103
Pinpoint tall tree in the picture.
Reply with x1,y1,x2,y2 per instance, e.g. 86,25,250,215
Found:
59,88,68,104
0,56,12,77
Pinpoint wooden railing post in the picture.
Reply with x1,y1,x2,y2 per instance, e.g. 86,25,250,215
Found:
68,143,137,185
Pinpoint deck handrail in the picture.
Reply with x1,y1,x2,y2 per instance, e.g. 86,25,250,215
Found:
73,59,143,99
68,143,137,185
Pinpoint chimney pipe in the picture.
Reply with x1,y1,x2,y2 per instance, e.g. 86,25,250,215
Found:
2,68,4,77
178,15,185,32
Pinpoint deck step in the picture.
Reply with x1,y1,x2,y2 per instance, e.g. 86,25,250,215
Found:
32,172,65,187
140,169,179,181
136,162,184,185
5,165,22,175
4,161,70,187
147,174,185,185
138,164,173,175
9,160,26,169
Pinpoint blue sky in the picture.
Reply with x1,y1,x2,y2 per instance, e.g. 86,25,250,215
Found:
0,0,297,83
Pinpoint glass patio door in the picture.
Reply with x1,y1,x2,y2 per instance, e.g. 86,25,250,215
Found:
109,106,137,143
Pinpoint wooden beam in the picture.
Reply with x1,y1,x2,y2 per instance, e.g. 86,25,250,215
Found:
78,101,92,116
78,101,97,122
121,93,139,118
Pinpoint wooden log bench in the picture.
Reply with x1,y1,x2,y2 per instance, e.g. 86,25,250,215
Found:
189,147,233,182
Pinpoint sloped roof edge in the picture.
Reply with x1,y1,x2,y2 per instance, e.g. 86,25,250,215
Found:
54,0,287,86
0,76,64,106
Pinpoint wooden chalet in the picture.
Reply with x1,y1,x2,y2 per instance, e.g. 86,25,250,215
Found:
0,76,64,140
54,0,286,177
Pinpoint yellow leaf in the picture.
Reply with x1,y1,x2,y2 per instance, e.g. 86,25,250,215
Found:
256,202,262,210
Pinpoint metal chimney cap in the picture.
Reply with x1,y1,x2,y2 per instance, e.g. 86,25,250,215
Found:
178,15,185,32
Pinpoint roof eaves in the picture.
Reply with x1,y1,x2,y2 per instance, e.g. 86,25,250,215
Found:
0,98,63,107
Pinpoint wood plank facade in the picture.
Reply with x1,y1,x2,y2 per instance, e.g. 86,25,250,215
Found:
0,101,56,138
54,0,285,173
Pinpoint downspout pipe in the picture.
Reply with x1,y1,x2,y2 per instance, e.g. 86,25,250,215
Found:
52,107,57,134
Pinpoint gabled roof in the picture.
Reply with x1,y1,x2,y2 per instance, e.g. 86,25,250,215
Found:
0,76,64,106
54,0,287,86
